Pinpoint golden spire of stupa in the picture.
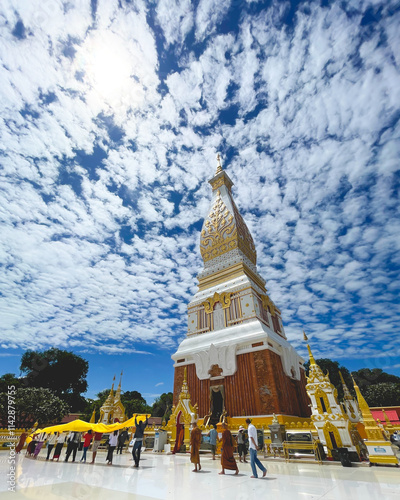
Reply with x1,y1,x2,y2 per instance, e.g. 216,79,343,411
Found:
104,375,115,404
303,330,316,366
215,152,223,175
115,371,123,400
339,371,353,400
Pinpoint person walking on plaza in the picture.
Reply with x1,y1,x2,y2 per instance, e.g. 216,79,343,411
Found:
132,415,148,468
237,426,248,463
90,432,103,464
208,425,218,460
219,422,238,475
246,418,266,478
106,430,118,465
46,433,57,460
80,430,93,462
117,428,129,454
190,421,202,472
65,431,81,462
53,432,66,461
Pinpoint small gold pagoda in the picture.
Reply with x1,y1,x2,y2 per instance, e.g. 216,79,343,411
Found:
167,368,198,452
99,373,126,424
352,376,398,466
304,332,359,459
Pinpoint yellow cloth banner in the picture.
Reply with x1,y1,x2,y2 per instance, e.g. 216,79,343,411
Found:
27,414,150,440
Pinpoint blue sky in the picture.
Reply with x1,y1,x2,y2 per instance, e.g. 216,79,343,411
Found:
1,0,400,405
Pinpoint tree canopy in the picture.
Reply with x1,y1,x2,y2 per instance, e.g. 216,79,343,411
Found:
151,392,173,420
303,358,354,401
361,382,400,407
20,348,88,411
0,387,69,427
0,373,21,393
352,368,400,389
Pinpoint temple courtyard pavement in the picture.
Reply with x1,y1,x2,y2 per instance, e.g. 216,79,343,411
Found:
1,450,399,500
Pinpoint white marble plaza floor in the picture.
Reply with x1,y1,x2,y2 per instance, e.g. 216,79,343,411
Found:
1,449,400,500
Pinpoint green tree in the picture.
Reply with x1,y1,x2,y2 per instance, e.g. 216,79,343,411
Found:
122,390,151,417
0,373,21,393
352,368,400,390
360,383,400,407
0,387,69,427
151,392,173,420
303,358,353,401
20,348,88,411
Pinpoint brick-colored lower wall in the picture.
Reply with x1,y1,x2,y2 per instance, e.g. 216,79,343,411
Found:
173,349,311,418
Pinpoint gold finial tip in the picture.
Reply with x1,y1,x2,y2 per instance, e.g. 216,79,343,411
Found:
303,330,308,341
216,153,223,174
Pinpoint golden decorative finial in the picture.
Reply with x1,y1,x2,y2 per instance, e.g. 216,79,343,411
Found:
89,408,96,423
303,330,316,365
179,366,191,401
382,409,393,427
339,371,352,400
216,153,223,174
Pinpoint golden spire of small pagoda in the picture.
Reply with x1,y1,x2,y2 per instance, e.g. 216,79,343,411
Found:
215,152,223,175
115,371,123,400
339,371,353,400
303,330,316,366
351,375,383,438
104,375,115,404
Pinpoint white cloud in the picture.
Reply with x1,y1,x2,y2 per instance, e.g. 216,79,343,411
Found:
0,0,399,370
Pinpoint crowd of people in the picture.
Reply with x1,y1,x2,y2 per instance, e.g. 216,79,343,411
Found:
17,416,268,477
190,418,267,478
19,415,149,467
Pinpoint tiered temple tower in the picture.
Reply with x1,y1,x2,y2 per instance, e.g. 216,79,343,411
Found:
99,373,126,424
304,333,359,457
172,157,310,423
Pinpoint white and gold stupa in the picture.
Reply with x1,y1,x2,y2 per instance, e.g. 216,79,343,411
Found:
172,156,310,424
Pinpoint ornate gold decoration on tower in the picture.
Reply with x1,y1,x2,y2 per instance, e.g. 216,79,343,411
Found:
352,376,398,465
199,156,257,270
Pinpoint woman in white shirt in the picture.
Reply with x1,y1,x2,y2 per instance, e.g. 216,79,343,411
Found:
46,433,58,460
106,430,119,465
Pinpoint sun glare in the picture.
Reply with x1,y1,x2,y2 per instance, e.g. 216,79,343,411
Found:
76,32,142,109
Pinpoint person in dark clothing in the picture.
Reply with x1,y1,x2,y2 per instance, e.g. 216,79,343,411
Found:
117,429,129,454
65,432,81,462
132,416,148,467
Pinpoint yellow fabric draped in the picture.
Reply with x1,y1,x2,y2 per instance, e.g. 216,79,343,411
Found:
26,414,150,442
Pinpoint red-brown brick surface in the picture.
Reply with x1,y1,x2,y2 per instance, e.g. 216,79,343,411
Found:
173,349,311,418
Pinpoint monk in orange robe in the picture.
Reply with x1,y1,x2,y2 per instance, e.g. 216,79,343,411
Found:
190,421,202,472
219,423,239,475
